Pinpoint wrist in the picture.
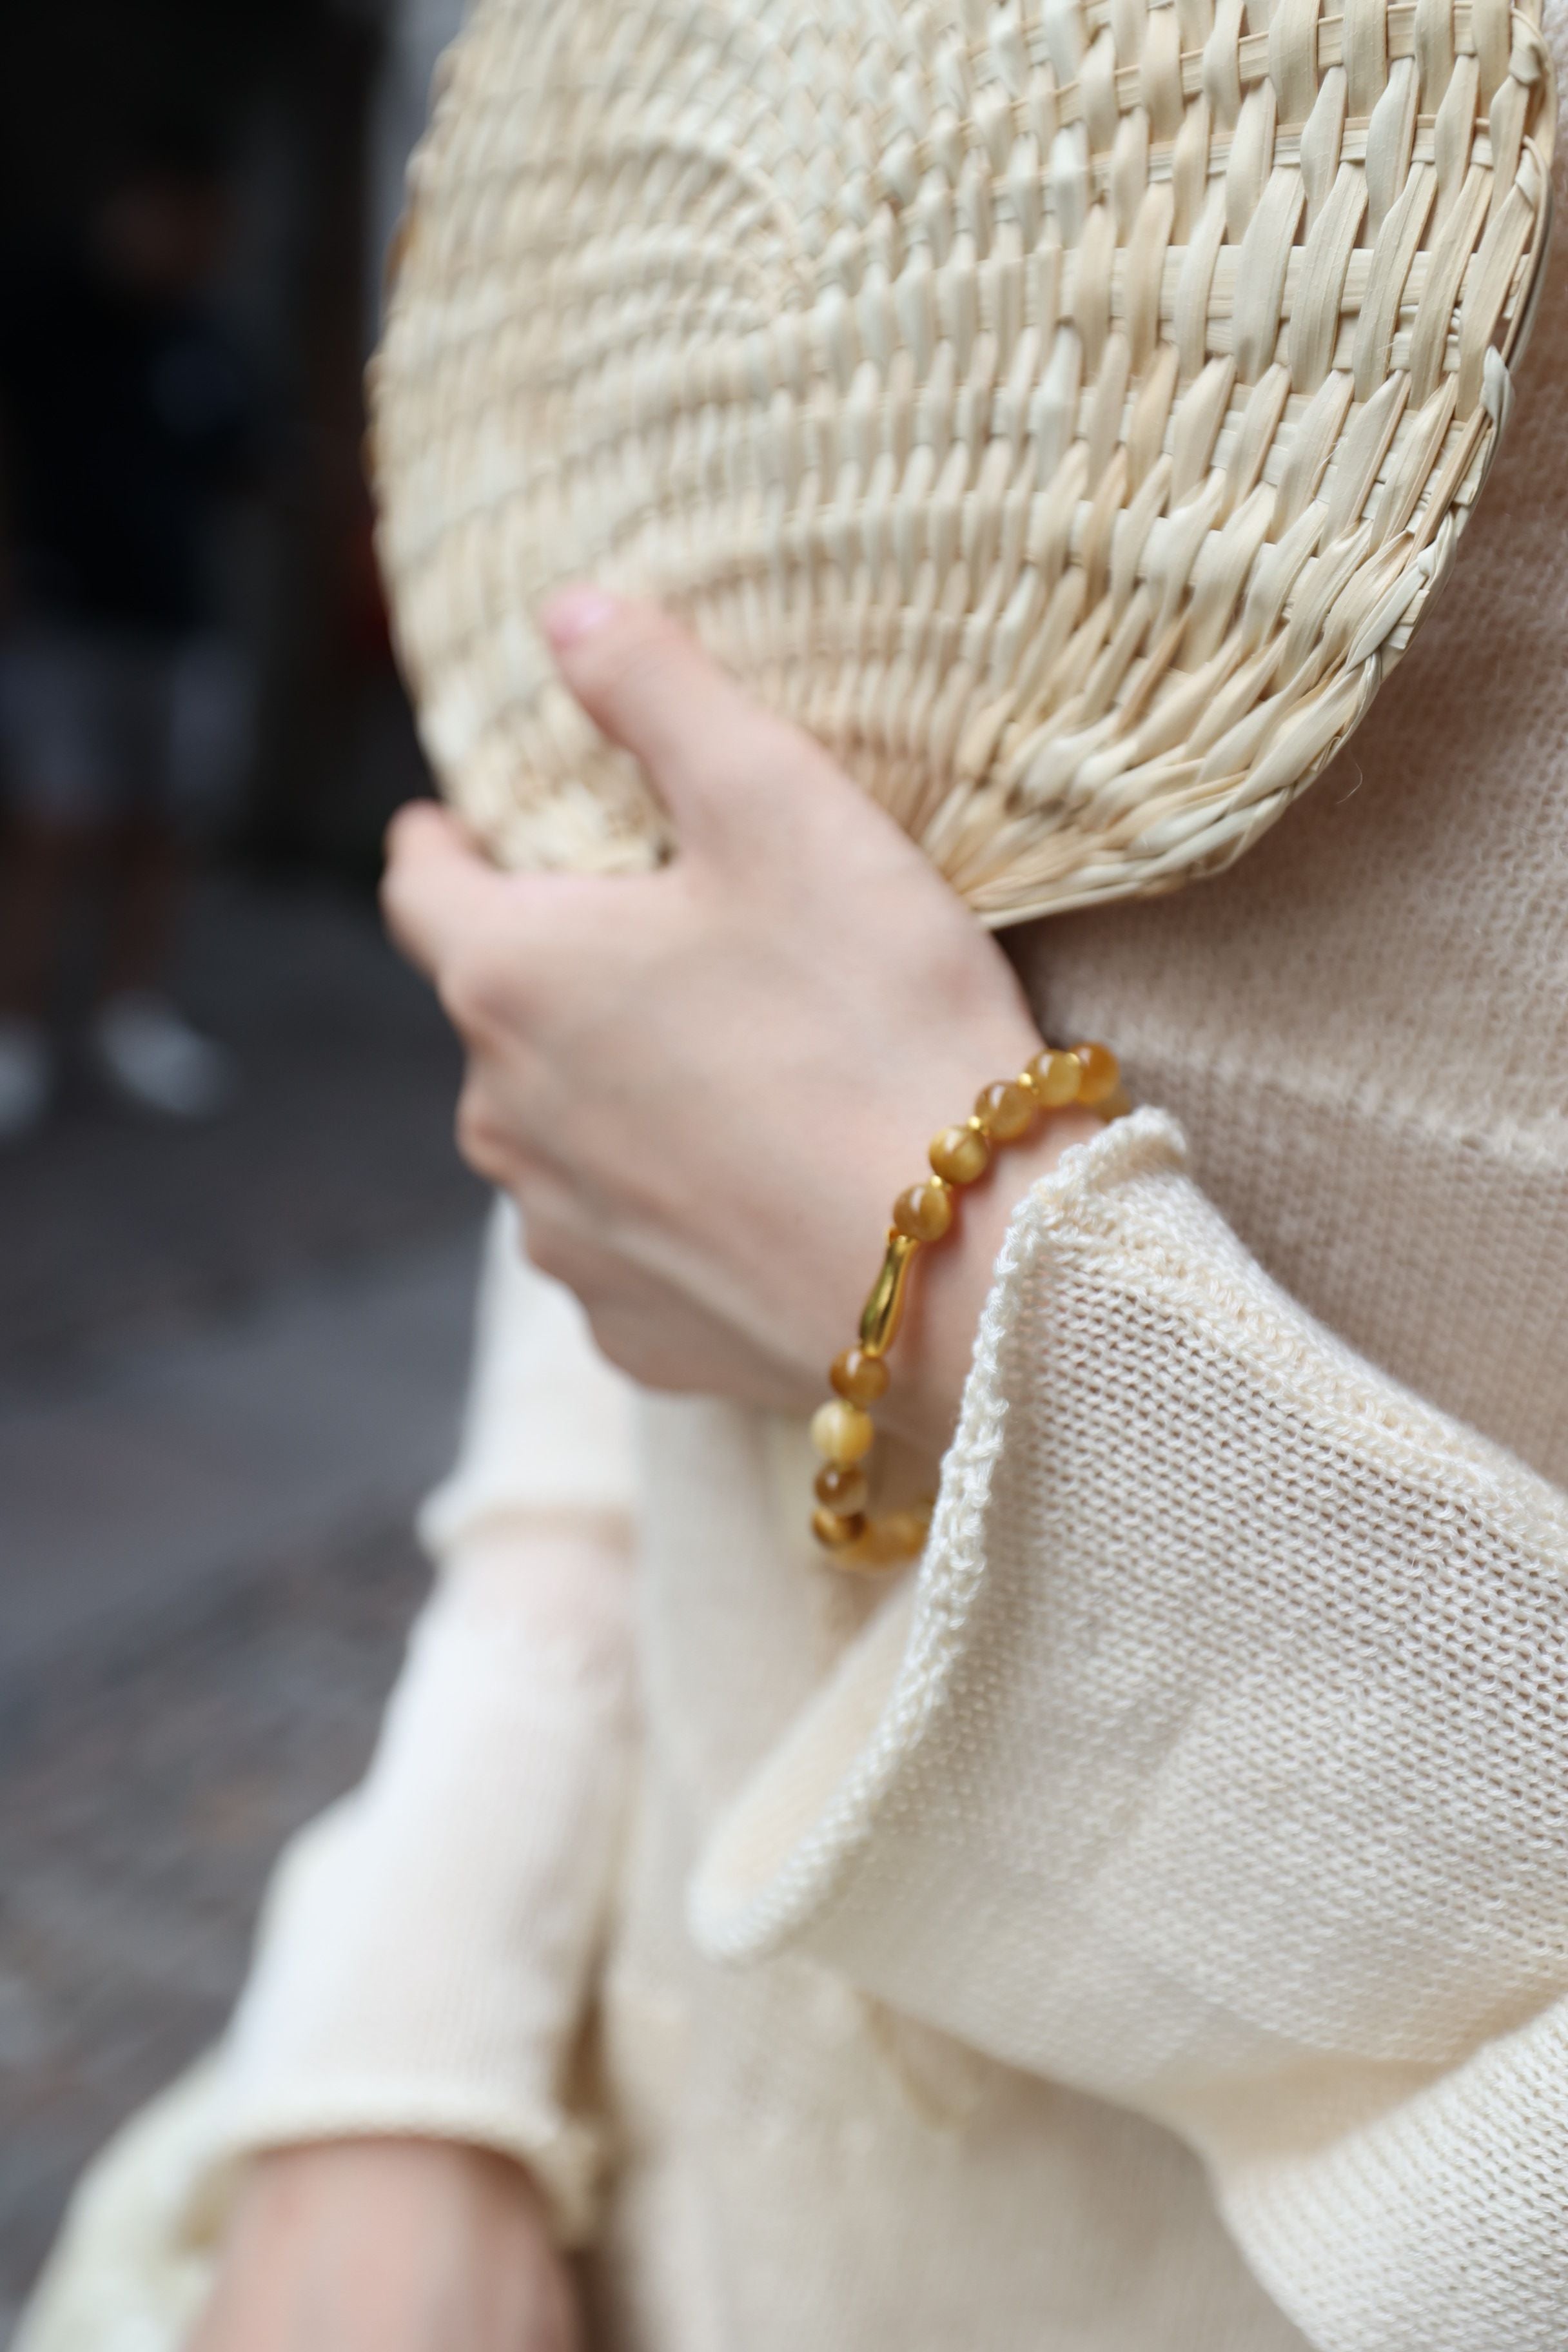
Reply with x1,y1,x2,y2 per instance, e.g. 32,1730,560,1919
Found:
885,1105,1104,1458
780,1006,1049,1393
810,1024,1117,1485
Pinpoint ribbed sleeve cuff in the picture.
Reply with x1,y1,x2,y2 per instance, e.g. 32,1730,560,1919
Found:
688,1106,1568,2348
208,2077,602,2245
209,1533,638,2248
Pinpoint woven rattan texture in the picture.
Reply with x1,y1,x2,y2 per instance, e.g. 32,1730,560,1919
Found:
373,0,1555,924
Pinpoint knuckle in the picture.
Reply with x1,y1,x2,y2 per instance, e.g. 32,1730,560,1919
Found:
436,946,507,1040
454,1082,511,1183
377,858,415,946
380,803,420,867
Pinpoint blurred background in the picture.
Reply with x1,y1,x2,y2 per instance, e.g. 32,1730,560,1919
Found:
0,0,484,2325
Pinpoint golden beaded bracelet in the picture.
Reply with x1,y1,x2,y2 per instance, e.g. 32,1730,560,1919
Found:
810,1041,1126,1574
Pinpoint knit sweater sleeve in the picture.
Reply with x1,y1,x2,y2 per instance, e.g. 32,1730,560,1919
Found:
207,1199,640,2245
691,1110,1568,2351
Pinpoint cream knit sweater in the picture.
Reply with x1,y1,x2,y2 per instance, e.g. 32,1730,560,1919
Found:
22,26,1568,2349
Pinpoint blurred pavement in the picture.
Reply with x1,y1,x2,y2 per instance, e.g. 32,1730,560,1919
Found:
0,871,485,2333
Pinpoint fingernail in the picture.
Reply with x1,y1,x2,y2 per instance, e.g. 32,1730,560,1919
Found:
540,585,620,651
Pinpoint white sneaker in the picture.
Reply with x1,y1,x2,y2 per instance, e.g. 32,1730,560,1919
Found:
0,1015,54,1144
91,992,238,1121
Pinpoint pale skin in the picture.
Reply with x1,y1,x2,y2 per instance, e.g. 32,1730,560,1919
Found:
194,589,1101,2349
188,2140,580,2352
384,588,1102,1454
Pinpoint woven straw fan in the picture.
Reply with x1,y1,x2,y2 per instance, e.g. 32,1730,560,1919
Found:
372,0,1555,927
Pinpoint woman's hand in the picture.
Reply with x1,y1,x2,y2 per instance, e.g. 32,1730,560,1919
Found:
384,593,1101,1456
190,2139,580,2352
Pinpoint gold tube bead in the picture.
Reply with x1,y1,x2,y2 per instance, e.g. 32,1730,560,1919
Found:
858,1230,921,1358
812,1505,867,1550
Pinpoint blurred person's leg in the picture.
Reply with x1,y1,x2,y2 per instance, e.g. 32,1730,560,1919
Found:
0,628,117,1140
90,633,245,1119
0,823,83,1138
100,813,184,998
0,814,89,1018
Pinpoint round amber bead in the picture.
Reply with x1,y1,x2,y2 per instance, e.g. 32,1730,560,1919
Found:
892,1179,954,1243
811,1398,875,1464
812,1505,867,1549
830,1347,890,1407
929,1123,991,1186
1024,1048,1083,1108
1073,1042,1121,1105
974,1079,1036,1141
879,1507,932,1559
816,1462,869,1515
840,1507,932,1573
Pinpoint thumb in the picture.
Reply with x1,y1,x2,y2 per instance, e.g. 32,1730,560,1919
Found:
539,588,814,858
